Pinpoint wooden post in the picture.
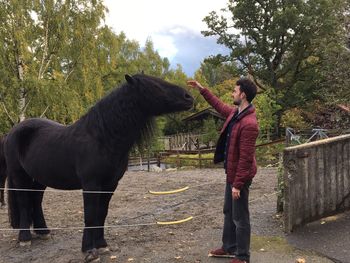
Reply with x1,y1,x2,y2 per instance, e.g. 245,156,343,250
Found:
157,153,161,167
147,143,150,172
198,148,202,169
176,150,180,167
276,153,284,213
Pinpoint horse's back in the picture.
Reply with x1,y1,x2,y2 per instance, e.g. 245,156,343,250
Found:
5,118,65,157
4,118,82,189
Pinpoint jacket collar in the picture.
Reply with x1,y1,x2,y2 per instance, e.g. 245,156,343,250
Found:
233,104,255,121
220,104,255,133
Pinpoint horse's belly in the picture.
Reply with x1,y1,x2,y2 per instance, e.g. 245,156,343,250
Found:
24,162,81,190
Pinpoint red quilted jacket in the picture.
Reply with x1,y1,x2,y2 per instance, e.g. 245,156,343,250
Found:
200,88,259,189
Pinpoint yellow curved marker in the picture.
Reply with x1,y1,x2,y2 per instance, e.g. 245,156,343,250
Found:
156,216,193,225
148,186,189,195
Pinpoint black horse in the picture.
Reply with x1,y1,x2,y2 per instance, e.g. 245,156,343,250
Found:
0,135,6,207
1,74,193,261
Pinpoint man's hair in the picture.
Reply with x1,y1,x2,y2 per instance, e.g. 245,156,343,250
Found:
236,78,257,103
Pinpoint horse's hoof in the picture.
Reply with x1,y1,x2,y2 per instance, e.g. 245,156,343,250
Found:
97,247,110,255
19,240,31,247
84,249,100,263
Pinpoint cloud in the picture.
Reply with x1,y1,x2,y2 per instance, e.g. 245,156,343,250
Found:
153,26,230,76
103,0,230,76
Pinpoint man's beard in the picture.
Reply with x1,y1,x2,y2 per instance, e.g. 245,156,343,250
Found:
233,99,242,106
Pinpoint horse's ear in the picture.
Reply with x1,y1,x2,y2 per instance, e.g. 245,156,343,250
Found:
125,74,135,85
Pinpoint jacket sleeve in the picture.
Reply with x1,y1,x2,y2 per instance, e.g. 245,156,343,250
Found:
233,124,259,189
200,88,233,118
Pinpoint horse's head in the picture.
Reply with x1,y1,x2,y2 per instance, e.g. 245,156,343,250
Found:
125,74,194,115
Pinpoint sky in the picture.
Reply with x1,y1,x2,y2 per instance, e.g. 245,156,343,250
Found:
103,0,230,77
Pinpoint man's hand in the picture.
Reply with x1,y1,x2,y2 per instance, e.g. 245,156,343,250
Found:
232,187,241,200
187,80,204,91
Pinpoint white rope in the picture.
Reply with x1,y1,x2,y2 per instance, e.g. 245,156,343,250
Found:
0,188,115,194
0,181,216,194
0,191,279,232
0,222,157,232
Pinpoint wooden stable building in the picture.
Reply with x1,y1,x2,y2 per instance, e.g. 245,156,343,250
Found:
182,107,225,124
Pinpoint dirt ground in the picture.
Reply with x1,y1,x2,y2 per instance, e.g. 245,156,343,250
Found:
0,168,333,263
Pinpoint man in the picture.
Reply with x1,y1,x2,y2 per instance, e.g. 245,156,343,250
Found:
187,78,259,263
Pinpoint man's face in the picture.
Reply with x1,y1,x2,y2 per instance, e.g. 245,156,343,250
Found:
231,85,245,106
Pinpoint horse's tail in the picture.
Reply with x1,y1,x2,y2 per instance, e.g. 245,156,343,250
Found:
0,136,7,206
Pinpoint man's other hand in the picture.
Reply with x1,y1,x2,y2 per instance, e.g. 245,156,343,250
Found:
232,187,241,200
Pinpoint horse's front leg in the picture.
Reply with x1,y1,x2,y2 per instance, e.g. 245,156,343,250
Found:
95,192,113,253
32,182,50,237
82,190,100,261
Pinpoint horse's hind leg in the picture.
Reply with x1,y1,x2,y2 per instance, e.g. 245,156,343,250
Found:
0,189,4,207
0,168,6,207
9,169,34,245
31,181,50,237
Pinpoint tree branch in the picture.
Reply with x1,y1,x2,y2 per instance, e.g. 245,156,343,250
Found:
21,98,31,116
1,102,16,125
65,68,75,82
40,105,49,118
38,18,49,79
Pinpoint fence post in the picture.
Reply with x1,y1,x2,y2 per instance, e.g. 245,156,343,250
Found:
285,127,290,146
276,153,284,213
198,148,202,169
176,150,180,167
139,155,142,170
157,153,161,167
147,143,150,172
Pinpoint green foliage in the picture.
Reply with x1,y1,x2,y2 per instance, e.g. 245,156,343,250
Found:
0,0,108,131
200,118,219,147
280,108,309,129
163,153,218,168
0,0,191,137
199,58,239,87
254,89,281,134
255,139,285,165
202,0,349,131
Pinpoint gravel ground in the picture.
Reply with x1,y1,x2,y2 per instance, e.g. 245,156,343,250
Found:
0,167,335,263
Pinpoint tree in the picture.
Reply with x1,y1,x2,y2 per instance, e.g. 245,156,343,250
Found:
201,117,220,147
202,0,347,133
0,0,108,132
200,58,239,87
316,1,350,104
0,0,176,135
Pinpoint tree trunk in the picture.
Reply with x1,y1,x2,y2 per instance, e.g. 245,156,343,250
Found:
17,57,26,122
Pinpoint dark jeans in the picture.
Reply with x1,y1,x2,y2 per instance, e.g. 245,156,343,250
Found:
222,182,251,261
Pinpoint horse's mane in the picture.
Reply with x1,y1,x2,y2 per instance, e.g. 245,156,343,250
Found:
79,81,156,152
